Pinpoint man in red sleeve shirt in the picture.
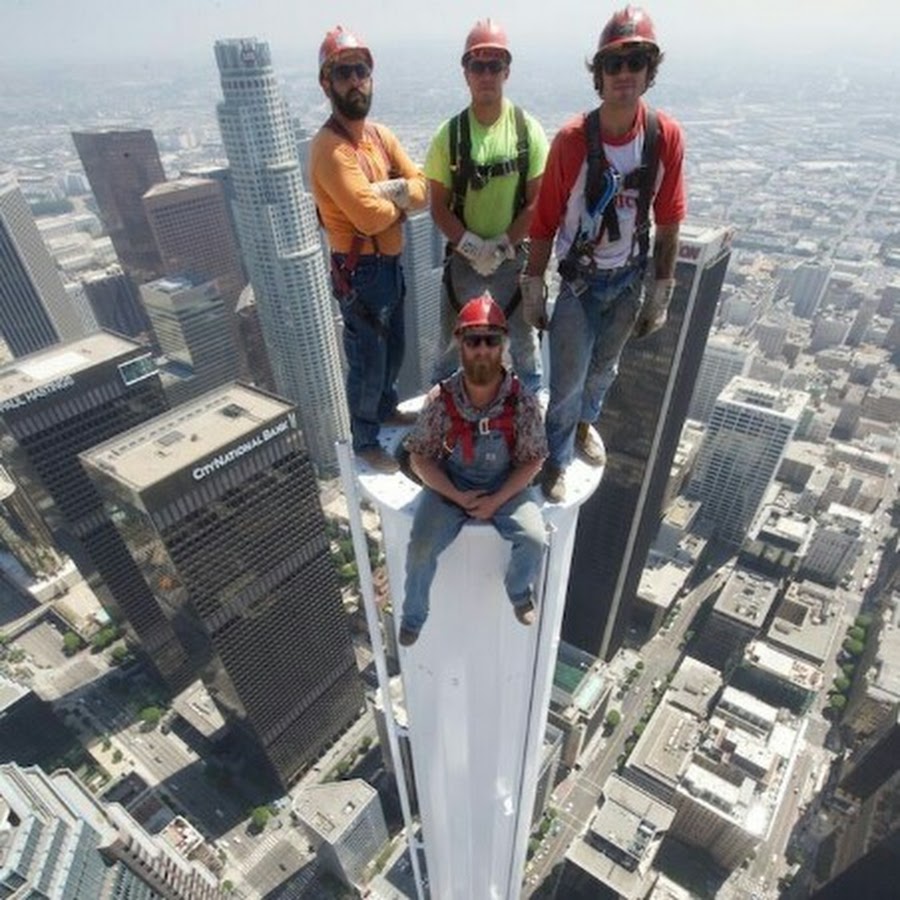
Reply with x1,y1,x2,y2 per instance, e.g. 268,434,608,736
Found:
522,5,686,502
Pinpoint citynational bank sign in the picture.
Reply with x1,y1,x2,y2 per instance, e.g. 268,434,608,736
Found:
191,418,290,481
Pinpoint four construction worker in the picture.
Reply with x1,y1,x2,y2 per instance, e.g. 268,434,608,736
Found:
310,25,428,474
425,19,548,395
524,5,686,502
310,5,685,515
399,294,548,645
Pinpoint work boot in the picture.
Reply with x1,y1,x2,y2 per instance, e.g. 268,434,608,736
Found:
514,596,536,627
357,446,400,474
384,408,418,427
576,421,606,467
398,626,419,647
540,463,566,503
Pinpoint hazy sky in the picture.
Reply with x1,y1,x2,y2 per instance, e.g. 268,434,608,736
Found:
3,0,898,68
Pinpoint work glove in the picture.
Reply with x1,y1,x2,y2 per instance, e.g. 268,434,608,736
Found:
371,178,411,209
520,274,548,330
633,277,675,340
456,230,498,277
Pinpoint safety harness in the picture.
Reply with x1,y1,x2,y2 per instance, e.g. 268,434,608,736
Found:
440,375,520,464
444,106,530,314
322,115,397,336
557,106,660,283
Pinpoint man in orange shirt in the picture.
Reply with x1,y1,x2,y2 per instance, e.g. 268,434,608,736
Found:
310,26,427,473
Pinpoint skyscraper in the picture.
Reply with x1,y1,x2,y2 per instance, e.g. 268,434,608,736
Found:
397,210,443,399
143,176,246,312
0,333,193,690
0,762,223,898
71,128,165,283
214,39,348,472
81,264,154,343
687,335,752,425
688,377,807,547
140,275,240,404
0,175,85,357
563,224,733,660
81,384,363,787
790,261,832,320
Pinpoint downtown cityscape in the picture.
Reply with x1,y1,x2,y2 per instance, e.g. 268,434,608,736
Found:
0,3,899,899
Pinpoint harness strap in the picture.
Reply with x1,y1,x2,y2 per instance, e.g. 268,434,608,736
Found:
448,105,530,228
440,376,521,464
558,106,660,281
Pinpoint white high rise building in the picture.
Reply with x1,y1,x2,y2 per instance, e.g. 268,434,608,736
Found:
214,38,348,472
689,377,808,546
687,335,752,425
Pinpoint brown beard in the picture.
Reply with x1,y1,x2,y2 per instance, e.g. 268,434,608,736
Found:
463,354,501,386
332,87,372,121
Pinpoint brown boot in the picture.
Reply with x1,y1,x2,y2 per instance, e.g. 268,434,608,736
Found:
575,422,606,467
356,446,400,474
540,463,566,503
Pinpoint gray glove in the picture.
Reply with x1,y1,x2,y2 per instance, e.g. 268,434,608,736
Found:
456,230,499,277
371,178,411,209
633,277,675,339
520,274,548,330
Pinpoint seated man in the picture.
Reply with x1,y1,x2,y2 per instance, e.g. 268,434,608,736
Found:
400,293,547,646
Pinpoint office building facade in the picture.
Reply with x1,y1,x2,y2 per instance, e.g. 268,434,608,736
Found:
687,335,752,425
71,128,166,283
0,762,223,898
81,384,363,786
143,176,246,313
81,264,154,343
688,377,808,547
0,333,193,690
140,275,240,404
563,224,734,660
0,175,85,357
214,39,348,472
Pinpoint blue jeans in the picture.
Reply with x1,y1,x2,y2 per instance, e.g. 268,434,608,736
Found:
432,248,542,394
402,426,546,634
334,254,405,452
546,270,643,468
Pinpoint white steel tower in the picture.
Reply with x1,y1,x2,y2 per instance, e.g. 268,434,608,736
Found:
214,38,348,472
342,428,601,900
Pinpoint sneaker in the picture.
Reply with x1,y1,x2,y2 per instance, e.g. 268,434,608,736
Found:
357,446,400,474
383,408,418,427
576,421,606,467
514,598,536,626
398,626,419,647
540,463,566,503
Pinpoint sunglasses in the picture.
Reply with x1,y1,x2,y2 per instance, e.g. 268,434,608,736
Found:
466,58,506,75
331,62,371,82
461,333,503,349
600,51,650,76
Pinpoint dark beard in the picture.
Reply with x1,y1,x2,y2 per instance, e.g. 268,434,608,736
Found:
332,88,372,121
463,356,501,386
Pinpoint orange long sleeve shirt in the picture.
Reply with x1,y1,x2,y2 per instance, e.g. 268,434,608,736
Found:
309,121,427,256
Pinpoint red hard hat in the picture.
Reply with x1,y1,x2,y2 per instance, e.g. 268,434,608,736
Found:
319,25,373,78
597,6,659,56
455,293,508,334
461,19,512,66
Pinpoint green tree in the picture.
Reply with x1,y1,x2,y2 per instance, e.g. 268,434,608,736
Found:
855,613,873,629
833,674,851,693
605,709,621,729
112,749,123,763
847,626,866,642
250,806,271,831
62,632,83,656
829,694,847,710
139,706,162,729
843,637,864,656
110,644,130,665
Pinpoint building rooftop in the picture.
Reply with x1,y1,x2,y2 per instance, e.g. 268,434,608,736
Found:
293,779,376,843
719,376,809,420
667,657,723,718
627,703,702,791
0,332,143,409
713,567,780,627
744,640,824,692
142,176,215,199
80,383,293,491
767,583,843,665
